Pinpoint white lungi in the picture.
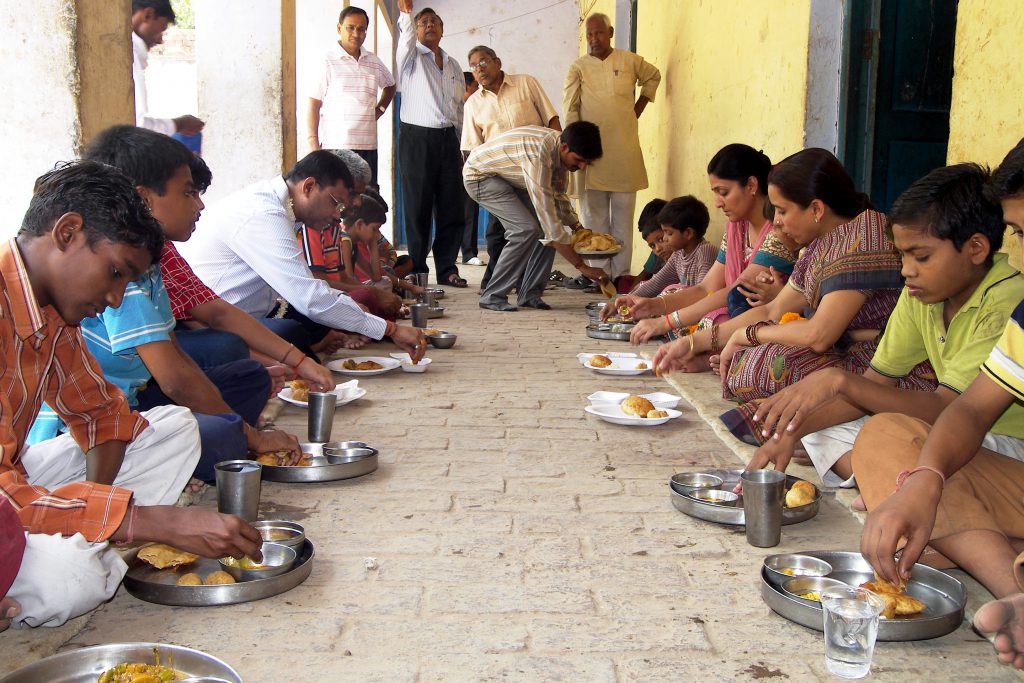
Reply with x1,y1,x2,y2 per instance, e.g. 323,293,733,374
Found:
9,405,199,627
803,415,1024,488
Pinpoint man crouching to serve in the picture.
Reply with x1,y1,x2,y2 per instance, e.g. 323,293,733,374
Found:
0,161,260,630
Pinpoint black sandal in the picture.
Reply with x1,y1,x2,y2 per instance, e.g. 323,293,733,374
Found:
442,273,469,288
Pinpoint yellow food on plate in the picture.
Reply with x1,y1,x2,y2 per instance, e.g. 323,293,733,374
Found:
646,409,669,419
342,359,384,371
175,572,202,586
221,556,268,570
860,574,926,618
780,568,796,576
137,544,199,570
264,529,294,541
287,379,309,402
797,591,821,602
784,480,816,508
589,355,613,368
97,662,186,682
423,328,442,336
254,451,312,467
621,395,656,417
636,361,648,370
618,305,630,317
203,570,237,585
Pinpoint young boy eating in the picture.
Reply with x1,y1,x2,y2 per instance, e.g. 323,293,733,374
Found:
744,163,1024,498
629,195,716,298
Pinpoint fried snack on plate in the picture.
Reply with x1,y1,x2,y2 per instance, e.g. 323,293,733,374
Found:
636,361,648,370
599,280,617,299
784,480,816,508
621,395,656,417
646,409,669,419
98,662,186,682
175,573,202,586
343,359,384,371
860,573,926,618
287,379,309,402
589,354,613,368
203,570,237,585
137,544,199,570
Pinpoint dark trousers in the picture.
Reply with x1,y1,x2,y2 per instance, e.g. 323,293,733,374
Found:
174,326,249,370
480,214,507,289
352,149,379,188
462,192,480,261
398,122,464,282
135,359,270,482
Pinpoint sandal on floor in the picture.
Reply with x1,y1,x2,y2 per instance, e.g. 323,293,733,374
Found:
442,273,468,288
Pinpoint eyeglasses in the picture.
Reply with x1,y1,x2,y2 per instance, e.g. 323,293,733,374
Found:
326,191,345,212
416,17,440,28
470,58,494,71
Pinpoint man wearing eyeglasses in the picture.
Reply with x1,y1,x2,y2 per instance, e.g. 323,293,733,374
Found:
462,46,561,302
395,0,469,289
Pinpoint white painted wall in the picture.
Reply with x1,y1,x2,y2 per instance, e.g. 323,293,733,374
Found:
417,0,579,119
804,0,844,153
195,1,287,206
0,1,84,239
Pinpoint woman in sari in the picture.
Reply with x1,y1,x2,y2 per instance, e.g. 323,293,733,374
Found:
614,145,797,364
652,148,935,443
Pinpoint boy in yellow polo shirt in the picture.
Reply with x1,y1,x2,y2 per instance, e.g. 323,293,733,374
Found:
742,163,1024,493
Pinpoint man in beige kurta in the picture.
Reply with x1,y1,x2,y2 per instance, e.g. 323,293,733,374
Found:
563,13,661,283
463,45,562,293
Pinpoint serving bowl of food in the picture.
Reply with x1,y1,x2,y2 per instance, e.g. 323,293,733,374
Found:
685,489,739,505
252,520,305,549
781,575,848,604
426,331,457,349
763,553,833,588
219,542,296,581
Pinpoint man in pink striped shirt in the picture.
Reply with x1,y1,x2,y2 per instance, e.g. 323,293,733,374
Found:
307,6,396,187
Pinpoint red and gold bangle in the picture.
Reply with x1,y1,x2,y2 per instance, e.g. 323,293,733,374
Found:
710,324,721,354
745,321,770,346
384,320,397,337
663,314,674,331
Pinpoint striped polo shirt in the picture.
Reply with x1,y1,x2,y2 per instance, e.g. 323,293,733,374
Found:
311,45,395,150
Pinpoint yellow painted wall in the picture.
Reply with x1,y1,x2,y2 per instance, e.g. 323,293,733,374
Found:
575,1,812,272
947,0,1024,168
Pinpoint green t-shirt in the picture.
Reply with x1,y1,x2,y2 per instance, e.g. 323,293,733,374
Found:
871,253,1024,439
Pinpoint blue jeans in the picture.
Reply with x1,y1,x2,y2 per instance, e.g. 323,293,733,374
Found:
175,326,249,369
135,359,270,482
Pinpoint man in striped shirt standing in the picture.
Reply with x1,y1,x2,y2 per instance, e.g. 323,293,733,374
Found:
464,122,609,311
395,0,468,289
307,5,396,187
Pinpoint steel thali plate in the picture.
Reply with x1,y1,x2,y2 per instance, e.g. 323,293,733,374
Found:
669,468,820,526
123,539,314,607
759,550,966,641
261,442,378,483
586,322,635,341
0,643,242,683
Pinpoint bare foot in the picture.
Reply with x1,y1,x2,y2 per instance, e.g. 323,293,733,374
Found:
0,596,20,632
679,354,712,373
343,333,370,349
311,330,349,355
851,494,866,511
974,593,1024,668
791,447,813,467
184,477,205,494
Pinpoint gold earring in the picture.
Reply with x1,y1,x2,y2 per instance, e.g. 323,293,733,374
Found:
814,216,820,223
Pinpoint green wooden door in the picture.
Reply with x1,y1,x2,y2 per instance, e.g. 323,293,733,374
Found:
842,0,958,212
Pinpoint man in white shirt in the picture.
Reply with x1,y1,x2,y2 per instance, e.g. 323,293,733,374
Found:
131,0,204,137
178,150,425,360
307,6,395,187
395,0,467,289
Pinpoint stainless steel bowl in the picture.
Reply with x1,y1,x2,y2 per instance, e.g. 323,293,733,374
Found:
252,520,305,549
781,575,848,603
685,489,739,505
427,287,445,300
323,446,376,462
321,440,368,450
426,306,444,319
670,472,723,494
428,332,457,349
219,542,296,581
763,553,833,588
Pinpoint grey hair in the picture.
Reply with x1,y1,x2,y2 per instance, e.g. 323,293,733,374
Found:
586,12,612,29
467,45,497,62
328,149,372,187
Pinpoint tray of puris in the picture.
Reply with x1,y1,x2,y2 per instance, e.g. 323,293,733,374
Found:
260,441,379,483
759,550,966,641
123,539,315,606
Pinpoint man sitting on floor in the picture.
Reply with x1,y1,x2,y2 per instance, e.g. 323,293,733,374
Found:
177,150,425,360
3,162,261,627
465,122,609,311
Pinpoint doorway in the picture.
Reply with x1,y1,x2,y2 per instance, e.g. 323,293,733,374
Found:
841,0,958,212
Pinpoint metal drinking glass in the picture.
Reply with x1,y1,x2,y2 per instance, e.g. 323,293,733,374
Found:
307,391,337,442
410,303,430,328
214,459,262,522
740,469,786,547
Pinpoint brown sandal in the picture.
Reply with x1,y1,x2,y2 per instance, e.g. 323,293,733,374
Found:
443,273,468,288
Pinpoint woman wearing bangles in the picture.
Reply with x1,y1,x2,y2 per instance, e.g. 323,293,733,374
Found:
612,144,797,368
652,148,935,444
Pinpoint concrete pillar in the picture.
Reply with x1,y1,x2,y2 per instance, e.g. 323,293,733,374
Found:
0,0,134,238
195,0,297,204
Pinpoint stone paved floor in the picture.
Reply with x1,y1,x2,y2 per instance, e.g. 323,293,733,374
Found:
1,260,1019,681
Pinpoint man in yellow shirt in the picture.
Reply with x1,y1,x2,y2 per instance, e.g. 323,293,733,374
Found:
563,12,661,287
